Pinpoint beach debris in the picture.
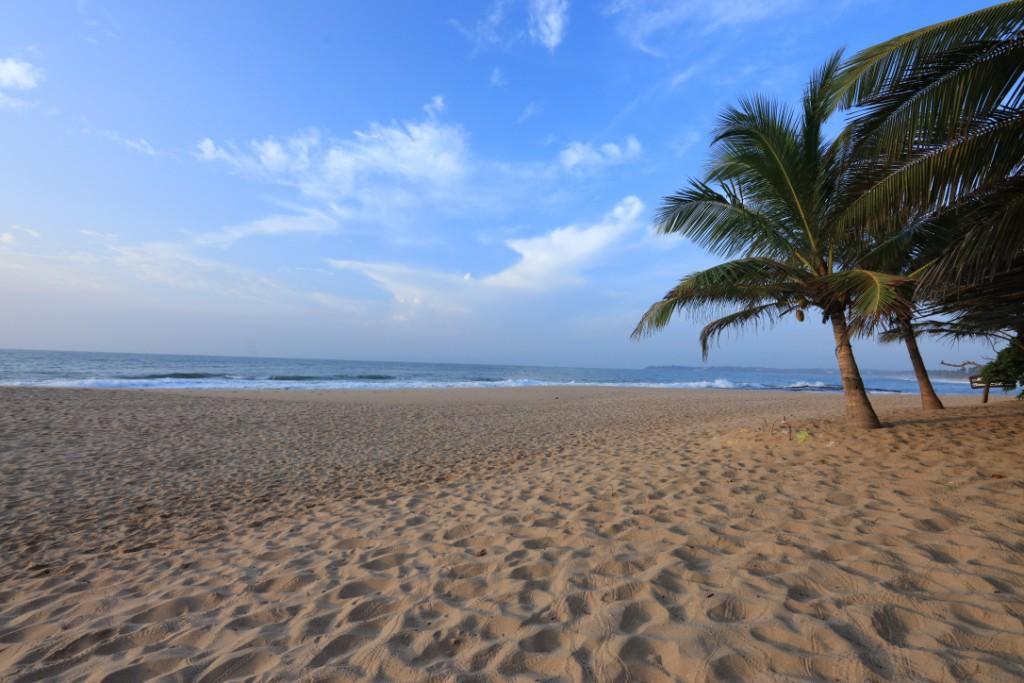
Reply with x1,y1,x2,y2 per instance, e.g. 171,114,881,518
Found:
760,416,793,440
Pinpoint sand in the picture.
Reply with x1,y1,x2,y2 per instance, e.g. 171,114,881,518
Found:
1,386,1022,682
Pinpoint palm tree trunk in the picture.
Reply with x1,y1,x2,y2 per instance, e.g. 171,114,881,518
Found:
899,315,944,410
829,310,882,429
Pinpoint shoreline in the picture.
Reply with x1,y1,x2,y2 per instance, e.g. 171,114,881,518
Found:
0,382,985,397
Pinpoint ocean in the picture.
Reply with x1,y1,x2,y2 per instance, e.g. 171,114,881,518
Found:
0,349,979,395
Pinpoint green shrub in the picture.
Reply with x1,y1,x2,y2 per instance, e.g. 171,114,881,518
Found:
980,342,1024,399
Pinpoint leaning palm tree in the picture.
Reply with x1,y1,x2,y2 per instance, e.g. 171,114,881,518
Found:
837,1,1024,290
633,54,905,429
855,225,945,410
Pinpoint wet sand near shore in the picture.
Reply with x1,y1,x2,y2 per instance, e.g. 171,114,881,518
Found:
1,387,1021,681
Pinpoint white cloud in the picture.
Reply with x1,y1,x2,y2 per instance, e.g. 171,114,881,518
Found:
329,259,472,315
606,0,805,54
309,291,363,313
80,229,118,241
197,128,321,175
98,130,160,157
423,94,445,118
517,101,541,124
197,99,640,249
196,208,338,247
0,58,43,90
452,1,511,49
486,195,644,289
670,66,697,88
528,0,570,50
10,225,40,238
0,224,41,244
109,243,288,301
197,103,472,243
198,115,467,205
559,135,641,171
316,120,468,200
490,67,506,87
0,57,44,108
329,196,645,312
0,237,356,316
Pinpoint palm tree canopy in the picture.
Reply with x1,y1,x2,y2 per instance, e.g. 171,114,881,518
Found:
836,1,1024,284
633,52,908,356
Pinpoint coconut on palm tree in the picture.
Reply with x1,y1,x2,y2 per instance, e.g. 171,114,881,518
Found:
633,54,912,430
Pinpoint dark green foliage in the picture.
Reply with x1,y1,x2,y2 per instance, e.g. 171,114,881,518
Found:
633,53,909,357
980,341,1024,398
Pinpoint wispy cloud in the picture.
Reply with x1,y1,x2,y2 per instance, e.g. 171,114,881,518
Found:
4,224,41,241
669,66,697,88
0,235,358,317
486,195,644,289
559,135,641,171
671,127,701,158
329,195,645,315
423,94,445,118
80,229,118,241
454,0,568,52
77,0,121,44
528,0,570,50
489,66,506,87
196,208,338,247
517,101,541,124
196,98,645,249
196,103,472,243
197,119,468,203
451,1,512,50
0,57,44,108
328,260,473,316
606,0,806,55
95,129,162,157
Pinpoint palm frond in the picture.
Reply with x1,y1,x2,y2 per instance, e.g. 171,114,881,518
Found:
838,1,1024,107
708,95,821,258
656,179,804,262
848,37,1024,157
837,107,1024,230
631,258,803,339
819,269,911,324
916,173,1024,287
698,303,792,361
803,49,846,163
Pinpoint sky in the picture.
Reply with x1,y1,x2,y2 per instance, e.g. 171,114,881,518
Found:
0,0,999,370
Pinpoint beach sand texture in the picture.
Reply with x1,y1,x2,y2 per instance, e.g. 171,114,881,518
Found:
1,387,1022,682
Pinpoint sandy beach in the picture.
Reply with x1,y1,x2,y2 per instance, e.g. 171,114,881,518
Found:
1,387,1022,682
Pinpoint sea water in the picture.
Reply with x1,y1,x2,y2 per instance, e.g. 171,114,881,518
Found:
0,349,978,395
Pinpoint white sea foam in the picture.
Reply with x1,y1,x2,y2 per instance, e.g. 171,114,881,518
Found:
784,380,828,389
0,376,756,391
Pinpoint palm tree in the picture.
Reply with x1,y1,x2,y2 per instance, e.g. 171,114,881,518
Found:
837,1,1024,290
633,54,907,429
908,257,1024,352
836,3,1024,403
896,313,944,410
854,224,945,410
867,293,945,412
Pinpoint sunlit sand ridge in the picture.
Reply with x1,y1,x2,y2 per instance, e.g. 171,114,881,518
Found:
1,387,1021,682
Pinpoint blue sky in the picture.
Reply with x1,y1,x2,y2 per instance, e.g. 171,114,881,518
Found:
0,0,997,369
